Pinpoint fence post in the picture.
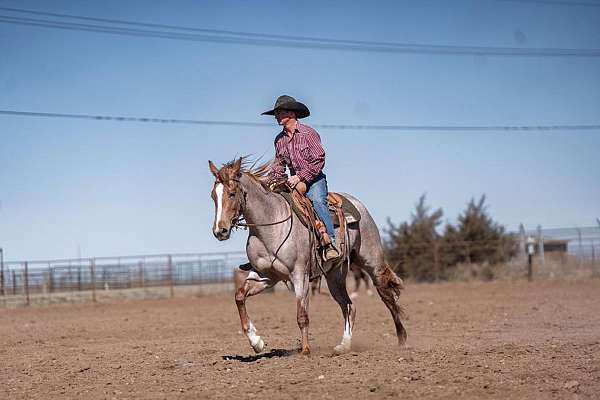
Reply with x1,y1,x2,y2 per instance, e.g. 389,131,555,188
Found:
526,236,534,281
577,228,583,267
78,265,82,291
48,263,53,293
68,261,72,294
537,225,545,267
12,270,16,295
0,247,4,296
90,259,96,303
24,262,30,306
168,255,174,298
519,224,526,259
591,239,597,278
128,264,132,289
433,241,440,281
138,261,144,288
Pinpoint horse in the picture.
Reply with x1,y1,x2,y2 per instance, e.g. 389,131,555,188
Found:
208,158,406,355
349,264,374,299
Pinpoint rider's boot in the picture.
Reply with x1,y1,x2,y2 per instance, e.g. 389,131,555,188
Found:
324,239,340,261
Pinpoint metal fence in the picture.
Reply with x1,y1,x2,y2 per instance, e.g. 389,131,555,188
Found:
0,252,247,307
520,224,600,262
1,223,598,306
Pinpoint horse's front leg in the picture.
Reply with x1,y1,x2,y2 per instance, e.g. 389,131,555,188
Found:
292,270,311,355
234,267,274,353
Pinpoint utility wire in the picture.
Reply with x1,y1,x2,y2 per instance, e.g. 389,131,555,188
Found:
496,0,600,7
1,110,599,132
0,9,599,57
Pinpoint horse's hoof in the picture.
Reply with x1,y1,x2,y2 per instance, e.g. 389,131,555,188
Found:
301,347,311,356
251,337,265,353
333,342,352,355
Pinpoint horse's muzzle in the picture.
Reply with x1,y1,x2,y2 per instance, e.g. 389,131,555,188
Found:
213,227,231,241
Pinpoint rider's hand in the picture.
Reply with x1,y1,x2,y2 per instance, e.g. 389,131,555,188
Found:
287,175,301,188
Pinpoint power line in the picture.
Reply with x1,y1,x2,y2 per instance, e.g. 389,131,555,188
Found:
1,109,599,132
0,110,269,127
497,0,600,7
0,9,599,57
0,5,481,46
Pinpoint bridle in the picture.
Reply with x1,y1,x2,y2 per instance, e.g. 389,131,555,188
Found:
218,176,293,269
225,178,292,230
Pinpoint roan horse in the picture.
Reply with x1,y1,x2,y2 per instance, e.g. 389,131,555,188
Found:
208,158,406,355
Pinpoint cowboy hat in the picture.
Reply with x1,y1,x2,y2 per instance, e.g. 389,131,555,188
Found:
261,95,310,119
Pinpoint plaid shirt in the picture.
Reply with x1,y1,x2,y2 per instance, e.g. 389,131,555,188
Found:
269,122,326,184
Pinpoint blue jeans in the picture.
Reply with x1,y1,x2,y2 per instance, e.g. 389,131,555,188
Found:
306,173,336,242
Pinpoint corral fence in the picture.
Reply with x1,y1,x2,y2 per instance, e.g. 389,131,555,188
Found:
521,225,600,263
0,251,247,307
1,224,599,307
389,223,600,282
519,224,600,279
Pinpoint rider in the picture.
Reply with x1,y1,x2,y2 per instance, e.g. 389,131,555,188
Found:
262,95,340,261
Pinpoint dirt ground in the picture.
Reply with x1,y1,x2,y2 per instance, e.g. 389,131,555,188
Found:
1,279,599,399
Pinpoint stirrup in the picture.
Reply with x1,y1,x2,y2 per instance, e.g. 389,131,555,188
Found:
323,244,340,262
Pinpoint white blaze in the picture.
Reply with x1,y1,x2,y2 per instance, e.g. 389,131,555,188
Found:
214,183,224,231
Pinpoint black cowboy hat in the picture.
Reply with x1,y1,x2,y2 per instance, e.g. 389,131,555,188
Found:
261,95,310,119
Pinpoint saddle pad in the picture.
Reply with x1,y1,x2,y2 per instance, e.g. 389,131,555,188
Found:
331,193,361,226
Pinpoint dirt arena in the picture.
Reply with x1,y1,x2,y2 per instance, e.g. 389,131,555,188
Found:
1,279,599,399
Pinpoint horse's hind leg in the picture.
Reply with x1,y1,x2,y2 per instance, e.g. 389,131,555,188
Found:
234,268,274,353
342,194,407,345
354,255,407,345
325,263,356,355
372,264,407,345
349,265,361,299
362,269,374,297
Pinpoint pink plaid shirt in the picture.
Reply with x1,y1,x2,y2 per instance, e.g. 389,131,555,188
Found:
269,122,326,184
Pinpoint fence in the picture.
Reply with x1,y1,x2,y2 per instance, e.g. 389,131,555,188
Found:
1,224,599,306
0,252,247,307
520,224,600,261
517,224,600,280
388,223,600,282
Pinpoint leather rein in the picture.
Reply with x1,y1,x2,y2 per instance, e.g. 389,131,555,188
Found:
227,178,294,269
230,179,293,229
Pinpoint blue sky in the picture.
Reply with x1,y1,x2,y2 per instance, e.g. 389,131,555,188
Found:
1,0,599,261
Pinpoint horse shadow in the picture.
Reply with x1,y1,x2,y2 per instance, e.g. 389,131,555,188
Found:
222,348,296,363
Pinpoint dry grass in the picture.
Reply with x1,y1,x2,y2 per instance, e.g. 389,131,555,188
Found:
447,253,599,282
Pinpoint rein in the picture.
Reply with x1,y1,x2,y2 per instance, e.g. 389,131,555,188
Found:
230,185,294,270
233,212,292,228
231,178,293,229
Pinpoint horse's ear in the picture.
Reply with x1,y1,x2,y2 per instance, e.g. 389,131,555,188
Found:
208,160,220,179
232,158,242,177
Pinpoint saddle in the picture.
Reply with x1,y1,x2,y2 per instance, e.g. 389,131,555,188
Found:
271,180,361,281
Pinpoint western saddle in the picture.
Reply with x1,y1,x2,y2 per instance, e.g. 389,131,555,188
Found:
270,180,360,279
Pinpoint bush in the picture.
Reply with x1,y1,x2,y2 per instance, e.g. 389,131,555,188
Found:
384,195,443,282
384,194,517,282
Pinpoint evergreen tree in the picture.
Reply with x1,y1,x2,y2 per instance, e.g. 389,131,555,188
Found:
385,194,443,282
443,195,516,268
385,194,517,282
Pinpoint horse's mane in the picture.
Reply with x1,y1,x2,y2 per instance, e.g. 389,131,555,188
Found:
222,156,273,192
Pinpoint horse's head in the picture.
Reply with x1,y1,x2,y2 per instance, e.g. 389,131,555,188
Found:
208,158,244,240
